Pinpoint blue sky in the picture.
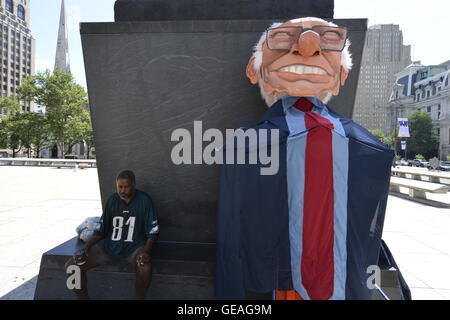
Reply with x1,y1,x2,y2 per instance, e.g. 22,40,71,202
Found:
31,0,450,90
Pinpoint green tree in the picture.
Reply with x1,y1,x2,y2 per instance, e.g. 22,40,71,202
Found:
0,120,7,149
370,129,386,143
17,70,90,158
0,96,21,116
0,113,29,157
407,111,439,159
78,114,95,159
415,154,425,160
20,113,50,158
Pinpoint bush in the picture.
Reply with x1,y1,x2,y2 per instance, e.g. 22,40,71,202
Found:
415,154,425,160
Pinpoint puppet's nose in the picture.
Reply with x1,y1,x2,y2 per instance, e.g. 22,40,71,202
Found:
293,31,321,57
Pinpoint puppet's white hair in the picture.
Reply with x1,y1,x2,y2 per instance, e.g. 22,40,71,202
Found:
252,17,353,106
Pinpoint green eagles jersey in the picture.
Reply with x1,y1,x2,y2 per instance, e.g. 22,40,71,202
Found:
94,190,159,257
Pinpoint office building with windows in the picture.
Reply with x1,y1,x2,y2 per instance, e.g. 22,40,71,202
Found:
389,61,450,160
0,0,35,116
353,24,411,134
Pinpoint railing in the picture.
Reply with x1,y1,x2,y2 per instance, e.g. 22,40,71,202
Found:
0,158,97,168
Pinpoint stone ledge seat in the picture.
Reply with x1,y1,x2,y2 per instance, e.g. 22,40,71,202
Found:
390,176,450,207
392,168,450,185
34,237,215,300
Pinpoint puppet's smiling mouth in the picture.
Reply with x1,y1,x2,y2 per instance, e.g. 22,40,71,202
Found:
278,65,328,75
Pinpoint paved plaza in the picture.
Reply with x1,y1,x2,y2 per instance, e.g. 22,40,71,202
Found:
0,166,449,300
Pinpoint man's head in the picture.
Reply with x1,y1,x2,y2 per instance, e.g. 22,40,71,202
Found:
116,170,136,201
246,17,353,106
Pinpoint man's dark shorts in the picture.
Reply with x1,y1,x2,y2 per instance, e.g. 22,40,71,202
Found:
89,241,144,266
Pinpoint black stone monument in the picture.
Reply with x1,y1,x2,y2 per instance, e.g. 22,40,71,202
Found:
35,0,368,299
114,0,335,21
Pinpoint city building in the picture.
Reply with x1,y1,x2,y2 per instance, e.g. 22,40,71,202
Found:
0,0,35,116
389,61,450,160
353,24,411,134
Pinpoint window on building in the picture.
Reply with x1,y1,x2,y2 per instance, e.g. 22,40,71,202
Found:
17,5,25,21
427,106,431,113
5,0,13,14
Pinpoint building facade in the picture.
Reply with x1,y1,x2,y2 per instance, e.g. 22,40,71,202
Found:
353,24,411,134
389,61,450,160
0,0,35,116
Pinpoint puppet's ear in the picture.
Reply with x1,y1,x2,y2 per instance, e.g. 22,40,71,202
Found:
246,56,259,85
340,66,349,86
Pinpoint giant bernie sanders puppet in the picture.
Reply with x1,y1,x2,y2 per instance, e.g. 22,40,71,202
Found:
216,17,405,300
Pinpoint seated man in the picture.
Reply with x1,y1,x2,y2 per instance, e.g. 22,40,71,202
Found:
65,170,159,300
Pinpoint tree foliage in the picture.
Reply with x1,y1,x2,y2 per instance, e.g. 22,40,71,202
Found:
407,111,439,159
16,69,93,158
369,129,394,149
0,96,21,116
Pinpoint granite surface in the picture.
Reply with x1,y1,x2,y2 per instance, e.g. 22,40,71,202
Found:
114,0,334,21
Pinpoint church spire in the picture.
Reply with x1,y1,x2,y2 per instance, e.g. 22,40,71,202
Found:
54,0,71,73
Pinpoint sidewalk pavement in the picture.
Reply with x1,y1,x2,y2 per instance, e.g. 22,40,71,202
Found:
0,166,449,300
0,166,101,300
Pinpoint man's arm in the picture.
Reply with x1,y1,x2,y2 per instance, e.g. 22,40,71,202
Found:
143,238,155,255
136,198,159,265
84,235,103,252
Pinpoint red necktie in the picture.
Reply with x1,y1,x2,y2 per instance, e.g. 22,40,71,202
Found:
293,97,335,300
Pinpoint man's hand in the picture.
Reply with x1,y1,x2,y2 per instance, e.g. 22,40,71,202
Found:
73,248,88,266
136,252,151,267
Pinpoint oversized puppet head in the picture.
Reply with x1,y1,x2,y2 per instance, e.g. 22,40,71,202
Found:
246,17,353,106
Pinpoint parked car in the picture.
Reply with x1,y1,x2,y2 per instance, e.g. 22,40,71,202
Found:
408,159,429,168
439,161,450,171
408,159,420,167
419,160,430,168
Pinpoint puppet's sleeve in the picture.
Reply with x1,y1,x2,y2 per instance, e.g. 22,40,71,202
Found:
215,160,245,300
